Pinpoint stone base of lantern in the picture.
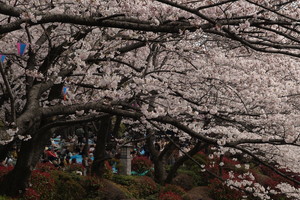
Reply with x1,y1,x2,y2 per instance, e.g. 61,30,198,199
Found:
120,157,131,175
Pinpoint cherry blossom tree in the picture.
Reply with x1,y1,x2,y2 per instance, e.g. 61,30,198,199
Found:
0,0,300,198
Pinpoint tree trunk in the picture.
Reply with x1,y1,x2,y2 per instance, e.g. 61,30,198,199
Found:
146,133,177,184
153,157,167,183
0,129,53,196
91,116,111,177
0,138,35,196
0,141,14,161
82,126,90,157
165,142,203,183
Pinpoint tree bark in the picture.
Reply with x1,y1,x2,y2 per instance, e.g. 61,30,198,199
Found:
0,141,14,162
165,141,203,183
0,138,36,196
82,126,90,157
91,116,111,177
146,132,177,184
0,128,53,196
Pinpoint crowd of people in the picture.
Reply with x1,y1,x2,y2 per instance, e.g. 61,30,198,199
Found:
1,129,191,176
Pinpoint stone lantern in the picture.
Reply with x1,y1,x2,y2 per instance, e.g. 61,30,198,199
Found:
120,143,132,175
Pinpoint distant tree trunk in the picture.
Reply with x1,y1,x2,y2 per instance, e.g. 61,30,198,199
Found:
165,141,203,183
82,126,90,157
146,132,176,184
112,116,122,138
91,116,111,177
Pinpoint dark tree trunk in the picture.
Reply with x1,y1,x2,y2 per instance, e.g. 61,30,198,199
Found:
165,141,203,183
153,157,167,183
146,132,177,184
91,116,111,177
112,116,122,138
82,126,90,157
0,129,53,197
0,141,14,161
0,139,34,196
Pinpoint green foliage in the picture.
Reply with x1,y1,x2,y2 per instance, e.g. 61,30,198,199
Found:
134,176,158,197
82,177,132,200
0,196,13,200
184,153,208,169
112,174,136,186
0,120,4,127
177,168,206,186
50,171,86,200
80,176,103,199
171,171,196,190
103,161,113,180
112,175,158,198
118,123,126,137
180,152,210,186
208,178,243,200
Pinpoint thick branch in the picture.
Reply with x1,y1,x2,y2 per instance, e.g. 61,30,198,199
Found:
0,63,16,123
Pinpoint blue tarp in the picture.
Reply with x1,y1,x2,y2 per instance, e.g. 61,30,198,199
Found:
71,154,83,163
131,170,150,176
71,154,94,163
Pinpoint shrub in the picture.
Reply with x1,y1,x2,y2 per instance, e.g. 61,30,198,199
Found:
172,173,195,190
208,178,243,200
64,163,84,174
30,170,55,200
35,163,56,172
50,170,86,200
103,160,113,180
0,196,13,200
0,166,13,178
177,168,205,186
112,174,136,186
160,184,186,197
158,192,183,200
112,175,157,198
97,179,131,200
22,188,40,200
134,176,158,197
131,156,152,174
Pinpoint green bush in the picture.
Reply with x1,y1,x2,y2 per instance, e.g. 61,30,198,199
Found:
50,171,86,200
112,175,158,198
98,179,132,200
177,168,206,186
184,153,208,170
133,176,158,197
171,172,196,190
208,178,243,200
112,174,136,186
80,176,103,199
0,196,13,200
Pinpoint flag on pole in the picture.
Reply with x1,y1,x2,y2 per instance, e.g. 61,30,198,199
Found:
62,86,68,101
0,55,6,63
17,43,27,56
